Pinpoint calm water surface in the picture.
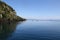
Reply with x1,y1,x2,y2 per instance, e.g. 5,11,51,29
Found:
0,20,60,40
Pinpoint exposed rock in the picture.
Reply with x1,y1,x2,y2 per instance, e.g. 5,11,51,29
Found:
0,1,26,22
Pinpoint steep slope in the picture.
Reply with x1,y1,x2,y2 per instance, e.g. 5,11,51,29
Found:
0,1,25,22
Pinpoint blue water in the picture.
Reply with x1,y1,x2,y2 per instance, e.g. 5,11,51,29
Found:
0,20,60,40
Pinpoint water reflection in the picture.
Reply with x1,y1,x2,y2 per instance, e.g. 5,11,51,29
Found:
0,21,23,40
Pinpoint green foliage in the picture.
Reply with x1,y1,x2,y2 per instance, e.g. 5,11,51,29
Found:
0,1,25,22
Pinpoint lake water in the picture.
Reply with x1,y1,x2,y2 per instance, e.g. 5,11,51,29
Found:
0,20,60,40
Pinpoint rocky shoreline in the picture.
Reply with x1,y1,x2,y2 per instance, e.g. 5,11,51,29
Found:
0,1,26,22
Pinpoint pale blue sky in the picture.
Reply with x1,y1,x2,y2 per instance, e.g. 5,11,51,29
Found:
4,0,60,19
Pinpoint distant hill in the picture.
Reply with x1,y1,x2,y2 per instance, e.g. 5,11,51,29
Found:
0,1,25,22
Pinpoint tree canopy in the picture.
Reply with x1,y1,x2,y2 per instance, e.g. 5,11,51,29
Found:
0,1,25,22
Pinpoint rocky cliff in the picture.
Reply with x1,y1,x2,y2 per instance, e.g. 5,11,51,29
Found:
0,1,25,22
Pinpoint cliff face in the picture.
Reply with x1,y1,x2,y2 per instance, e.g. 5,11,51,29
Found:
0,1,25,22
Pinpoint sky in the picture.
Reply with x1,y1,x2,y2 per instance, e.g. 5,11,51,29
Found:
3,0,60,19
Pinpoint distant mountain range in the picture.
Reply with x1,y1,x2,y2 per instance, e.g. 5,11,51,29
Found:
28,19,60,21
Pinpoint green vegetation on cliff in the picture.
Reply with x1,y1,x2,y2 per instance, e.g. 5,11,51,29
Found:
0,1,25,22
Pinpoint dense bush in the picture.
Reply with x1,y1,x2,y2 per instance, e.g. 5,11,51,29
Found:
0,1,25,22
